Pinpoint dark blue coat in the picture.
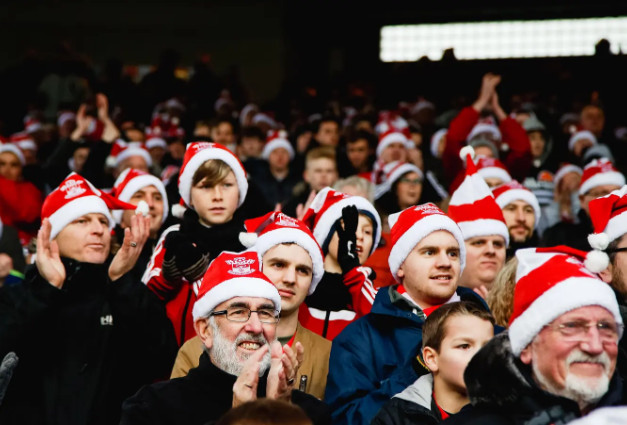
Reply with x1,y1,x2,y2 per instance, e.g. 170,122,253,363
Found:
324,285,488,425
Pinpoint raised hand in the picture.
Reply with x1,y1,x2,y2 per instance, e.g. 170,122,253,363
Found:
281,342,304,391
70,104,93,141
266,341,291,402
232,344,268,408
108,214,150,281
96,93,120,143
473,73,501,113
336,205,360,273
35,219,66,288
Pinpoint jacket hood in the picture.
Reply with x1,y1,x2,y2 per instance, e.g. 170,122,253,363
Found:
394,373,433,410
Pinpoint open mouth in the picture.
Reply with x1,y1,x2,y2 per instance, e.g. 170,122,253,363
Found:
430,274,452,282
238,341,262,351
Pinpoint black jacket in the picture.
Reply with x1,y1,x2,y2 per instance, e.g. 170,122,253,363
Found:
0,259,178,425
444,333,625,425
542,209,593,251
120,351,331,425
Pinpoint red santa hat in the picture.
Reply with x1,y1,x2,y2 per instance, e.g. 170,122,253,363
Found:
178,141,248,210
192,250,281,320
388,203,466,282
42,173,147,240
146,136,168,150
0,143,25,165
553,163,583,189
261,130,295,160
239,212,324,293
430,128,447,159
448,150,509,245
492,181,541,226
252,113,277,129
10,132,37,153
110,168,169,225
568,130,597,152
373,161,423,200
475,156,512,184
24,116,42,133
587,185,627,251
508,246,622,356
302,187,381,256
578,158,625,196
375,112,409,135
467,121,501,142
57,111,76,128
106,140,153,169
376,129,413,158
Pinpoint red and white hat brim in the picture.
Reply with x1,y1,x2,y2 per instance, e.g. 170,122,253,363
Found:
457,219,509,246
374,163,423,200
477,167,512,184
112,174,169,225
495,189,541,226
261,139,295,160
376,133,412,157
115,147,153,168
568,131,597,152
0,144,25,165
48,195,114,240
468,124,501,142
603,209,627,244
579,171,626,196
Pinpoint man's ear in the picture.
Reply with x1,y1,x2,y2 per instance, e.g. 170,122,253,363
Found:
598,264,613,284
397,264,405,280
422,346,439,373
194,318,213,350
520,345,532,365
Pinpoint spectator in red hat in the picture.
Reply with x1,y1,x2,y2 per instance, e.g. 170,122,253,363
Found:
0,173,177,425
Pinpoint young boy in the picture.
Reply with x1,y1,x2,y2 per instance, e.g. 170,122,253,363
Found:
372,301,495,425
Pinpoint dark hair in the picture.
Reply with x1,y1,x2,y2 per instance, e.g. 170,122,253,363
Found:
240,126,265,142
347,129,377,150
215,399,312,425
210,116,236,132
312,115,340,135
191,159,234,187
422,301,494,353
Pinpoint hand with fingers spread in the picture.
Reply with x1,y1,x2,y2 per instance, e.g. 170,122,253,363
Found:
97,93,120,143
282,342,304,390
70,104,93,142
266,340,291,402
232,344,269,408
473,73,501,113
108,214,151,281
337,205,360,274
35,219,66,288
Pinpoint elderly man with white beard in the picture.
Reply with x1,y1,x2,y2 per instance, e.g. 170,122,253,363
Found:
445,247,625,425
121,251,331,425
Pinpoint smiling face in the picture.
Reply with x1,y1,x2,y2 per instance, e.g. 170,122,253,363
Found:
459,235,506,290
501,200,535,243
190,170,239,226
121,185,165,237
55,213,111,263
397,230,461,308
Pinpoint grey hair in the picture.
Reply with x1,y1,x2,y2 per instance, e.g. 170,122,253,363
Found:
334,176,375,202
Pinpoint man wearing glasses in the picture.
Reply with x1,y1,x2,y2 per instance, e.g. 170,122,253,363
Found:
121,251,330,425
446,247,624,424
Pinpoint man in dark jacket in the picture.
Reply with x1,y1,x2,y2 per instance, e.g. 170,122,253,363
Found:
0,173,177,425
446,247,625,424
324,204,489,425
121,251,330,425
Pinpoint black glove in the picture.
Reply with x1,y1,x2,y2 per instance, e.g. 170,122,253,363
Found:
163,231,210,283
0,352,18,406
336,205,360,274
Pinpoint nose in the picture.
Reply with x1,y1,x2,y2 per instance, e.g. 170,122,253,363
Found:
355,226,364,242
283,266,296,285
579,327,605,355
211,185,223,201
485,241,496,256
244,311,264,334
435,251,452,268
146,196,155,209
515,208,525,223
90,220,105,235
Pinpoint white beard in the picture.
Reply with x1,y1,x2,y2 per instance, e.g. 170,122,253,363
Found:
208,318,273,377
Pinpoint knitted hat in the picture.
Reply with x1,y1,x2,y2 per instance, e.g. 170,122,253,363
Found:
388,203,466,282
261,130,295,160
492,181,541,226
449,151,509,245
146,137,168,150
239,212,324,293
583,144,615,165
192,250,281,320
579,158,625,196
553,163,583,189
302,187,381,255
430,128,448,159
42,173,147,240
0,143,25,165
107,140,153,169
373,161,423,200
568,130,597,152
178,141,248,208
111,168,169,225
475,156,512,184
376,128,413,158
588,185,627,250
467,122,501,143
508,246,622,356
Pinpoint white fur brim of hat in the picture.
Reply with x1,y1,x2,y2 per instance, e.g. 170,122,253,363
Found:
554,165,582,188
178,148,248,208
112,175,169,225
261,139,295,161
255,228,324,294
430,129,448,159
146,138,168,150
0,144,25,165
508,276,623,356
579,171,626,196
312,195,382,256
374,163,423,200
48,195,115,240
602,209,627,244
17,139,37,151
388,214,466,282
457,219,509,246
568,131,597,152
495,189,541,226
115,147,153,168
468,124,501,142
192,277,281,320
477,167,512,184
376,133,413,158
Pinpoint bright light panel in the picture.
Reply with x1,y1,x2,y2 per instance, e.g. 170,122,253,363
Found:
380,17,627,61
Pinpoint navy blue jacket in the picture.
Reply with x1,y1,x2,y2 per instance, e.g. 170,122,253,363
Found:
324,285,488,425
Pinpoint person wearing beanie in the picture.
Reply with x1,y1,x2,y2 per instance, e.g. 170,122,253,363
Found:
568,130,597,159
492,181,541,258
122,250,331,425
443,73,531,193
374,161,424,215
0,173,177,425
143,141,249,346
544,159,625,251
475,155,512,188
299,187,381,340
170,212,332,400
449,152,509,297
445,247,624,424
325,203,490,425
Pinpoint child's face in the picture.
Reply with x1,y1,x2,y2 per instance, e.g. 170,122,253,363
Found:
190,171,239,226
431,315,494,394
326,214,374,266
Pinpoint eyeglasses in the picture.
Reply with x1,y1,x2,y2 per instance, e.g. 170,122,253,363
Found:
399,177,422,185
546,320,623,343
210,306,280,324
606,247,627,254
